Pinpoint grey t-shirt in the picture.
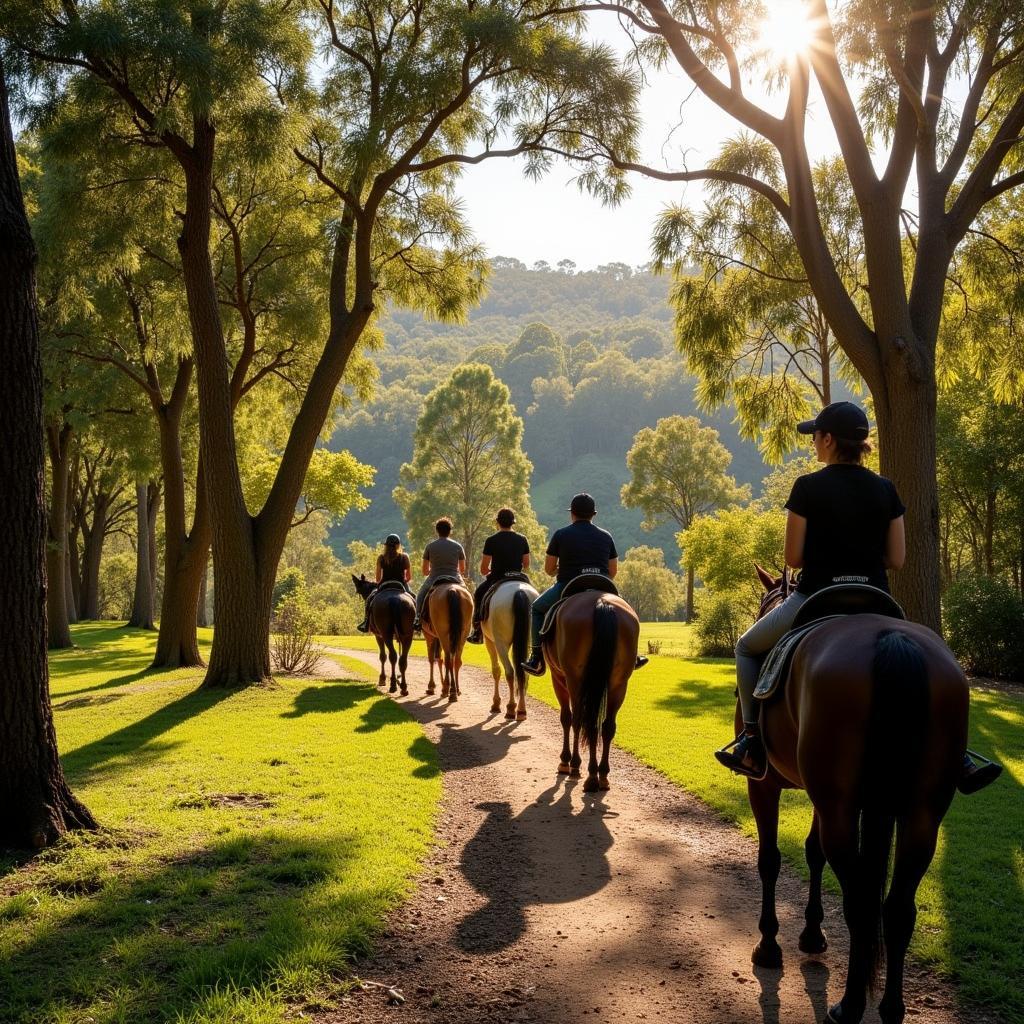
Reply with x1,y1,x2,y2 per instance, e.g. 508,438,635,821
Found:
423,537,465,578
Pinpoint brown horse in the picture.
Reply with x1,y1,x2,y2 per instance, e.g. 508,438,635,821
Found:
743,569,967,1024
351,575,415,695
422,581,473,702
544,591,639,792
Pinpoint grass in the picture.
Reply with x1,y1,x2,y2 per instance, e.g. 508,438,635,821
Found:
326,628,1023,1022
0,623,441,1024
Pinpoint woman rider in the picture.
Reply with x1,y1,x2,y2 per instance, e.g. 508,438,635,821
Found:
356,534,412,633
715,401,1001,794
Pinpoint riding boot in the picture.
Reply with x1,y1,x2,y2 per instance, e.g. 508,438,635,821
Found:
957,751,1002,794
521,647,545,677
714,725,767,780
634,655,649,670
356,619,370,633
467,620,483,644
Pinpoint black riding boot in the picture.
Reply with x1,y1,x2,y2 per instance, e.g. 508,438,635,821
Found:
356,599,371,633
521,647,545,676
714,726,767,780
958,751,1002,794
467,621,483,644
634,655,649,670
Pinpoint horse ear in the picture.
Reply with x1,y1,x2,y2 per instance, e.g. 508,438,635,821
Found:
360,573,366,581
754,564,775,590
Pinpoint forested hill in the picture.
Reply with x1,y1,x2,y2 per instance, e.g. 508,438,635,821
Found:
328,260,766,563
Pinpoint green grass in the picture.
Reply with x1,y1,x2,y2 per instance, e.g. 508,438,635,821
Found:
0,623,441,1024
328,628,1023,1021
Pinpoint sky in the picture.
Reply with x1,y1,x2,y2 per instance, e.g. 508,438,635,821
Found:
456,8,846,269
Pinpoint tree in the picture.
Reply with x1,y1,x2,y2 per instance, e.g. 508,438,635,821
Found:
394,364,546,575
0,62,95,848
622,415,749,618
568,0,1024,631
615,545,683,620
7,0,638,685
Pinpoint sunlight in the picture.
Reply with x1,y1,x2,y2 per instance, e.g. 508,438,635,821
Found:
756,0,815,64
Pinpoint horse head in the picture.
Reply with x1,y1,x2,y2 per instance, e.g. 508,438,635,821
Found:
753,564,789,619
351,572,376,598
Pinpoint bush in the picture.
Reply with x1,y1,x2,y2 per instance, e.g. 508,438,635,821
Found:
693,589,752,657
944,574,1024,680
271,595,323,675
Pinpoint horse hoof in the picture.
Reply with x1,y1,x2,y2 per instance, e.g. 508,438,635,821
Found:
824,1001,862,1024
389,684,397,694
583,776,601,793
599,776,610,790
490,701,501,714
570,767,581,779
516,710,527,721
448,693,458,703
426,686,435,696
377,679,385,687
799,928,828,955
400,688,408,697
504,706,515,720
752,940,783,969
557,763,572,774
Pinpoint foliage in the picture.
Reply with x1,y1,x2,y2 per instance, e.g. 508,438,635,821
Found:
270,594,322,675
614,546,684,621
272,567,306,612
944,574,1024,681
97,551,135,620
692,590,747,657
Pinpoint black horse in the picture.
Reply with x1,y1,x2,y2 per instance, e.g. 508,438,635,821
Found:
351,574,416,695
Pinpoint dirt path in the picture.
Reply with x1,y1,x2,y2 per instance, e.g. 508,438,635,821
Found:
321,649,966,1024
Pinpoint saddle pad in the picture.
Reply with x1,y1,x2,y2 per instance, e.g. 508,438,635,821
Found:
480,575,531,622
421,576,463,627
753,616,843,700
561,573,618,600
377,580,408,593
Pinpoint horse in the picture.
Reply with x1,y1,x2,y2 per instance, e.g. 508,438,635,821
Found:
422,581,473,702
481,578,538,720
544,590,639,792
742,567,968,1024
351,574,415,695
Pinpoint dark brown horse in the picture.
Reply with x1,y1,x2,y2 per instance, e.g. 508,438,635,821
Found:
351,575,415,695
544,591,639,792
744,568,967,1024
422,581,473,702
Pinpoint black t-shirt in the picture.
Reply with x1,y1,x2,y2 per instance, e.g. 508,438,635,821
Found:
785,464,905,595
547,520,618,583
483,530,530,576
378,552,410,583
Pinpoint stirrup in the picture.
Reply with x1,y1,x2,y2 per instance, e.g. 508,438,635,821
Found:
356,622,369,633
467,626,483,644
958,750,1002,795
521,650,545,677
714,731,767,781
634,655,649,670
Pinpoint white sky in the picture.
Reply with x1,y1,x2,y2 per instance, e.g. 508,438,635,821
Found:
456,8,846,269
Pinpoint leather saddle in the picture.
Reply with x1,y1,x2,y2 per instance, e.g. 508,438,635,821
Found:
540,573,619,641
480,572,532,622
421,575,463,626
754,584,906,701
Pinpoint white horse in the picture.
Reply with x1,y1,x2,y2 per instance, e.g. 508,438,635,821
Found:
481,578,538,720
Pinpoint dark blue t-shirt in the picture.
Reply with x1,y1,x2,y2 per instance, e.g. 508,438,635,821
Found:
546,521,618,583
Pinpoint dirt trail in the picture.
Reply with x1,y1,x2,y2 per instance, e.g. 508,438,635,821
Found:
321,649,965,1024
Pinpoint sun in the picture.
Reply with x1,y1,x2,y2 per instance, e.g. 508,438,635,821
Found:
756,0,815,63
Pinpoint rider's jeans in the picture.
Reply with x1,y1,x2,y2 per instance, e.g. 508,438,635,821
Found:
530,580,566,648
735,591,808,726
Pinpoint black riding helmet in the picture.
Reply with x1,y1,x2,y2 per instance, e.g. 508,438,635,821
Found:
384,533,401,545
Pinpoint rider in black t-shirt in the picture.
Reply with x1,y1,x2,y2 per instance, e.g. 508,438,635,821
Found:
467,508,531,644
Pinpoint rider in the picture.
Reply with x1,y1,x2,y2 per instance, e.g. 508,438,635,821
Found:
356,534,412,633
521,493,648,677
413,517,467,632
467,507,530,645
714,401,1002,794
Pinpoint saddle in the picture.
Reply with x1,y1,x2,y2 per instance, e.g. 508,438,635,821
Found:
539,573,619,641
420,575,463,627
754,584,906,701
480,572,532,623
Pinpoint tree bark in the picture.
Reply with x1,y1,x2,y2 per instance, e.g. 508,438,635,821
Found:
78,490,109,620
197,556,210,627
44,422,73,649
0,63,96,847
128,481,156,629
68,519,82,615
685,563,695,622
64,536,78,624
147,481,160,600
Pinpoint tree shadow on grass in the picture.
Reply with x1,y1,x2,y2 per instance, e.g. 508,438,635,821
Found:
0,831,372,1024
654,673,734,719
280,681,381,721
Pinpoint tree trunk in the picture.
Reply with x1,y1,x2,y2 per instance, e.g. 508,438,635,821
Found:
197,556,210,627
147,482,160,602
44,424,73,649
78,491,108,621
685,563,695,622
128,481,155,629
68,520,82,615
64,538,78,623
0,63,96,847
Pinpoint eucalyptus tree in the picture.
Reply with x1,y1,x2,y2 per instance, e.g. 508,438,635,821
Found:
0,62,94,847
4,0,638,685
559,0,1024,630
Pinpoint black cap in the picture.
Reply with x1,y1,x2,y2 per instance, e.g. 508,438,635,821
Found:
385,533,401,545
796,402,869,442
568,493,596,516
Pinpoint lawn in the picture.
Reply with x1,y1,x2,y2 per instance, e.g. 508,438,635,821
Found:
0,624,441,1024
327,628,1023,1022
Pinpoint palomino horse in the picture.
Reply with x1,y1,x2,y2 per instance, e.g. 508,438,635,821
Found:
422,581,473,702
351,575,415,695
744,568,967,1024
481,578,538,720
544,591,639,792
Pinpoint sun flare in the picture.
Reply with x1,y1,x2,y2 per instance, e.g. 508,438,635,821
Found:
756,0,815,63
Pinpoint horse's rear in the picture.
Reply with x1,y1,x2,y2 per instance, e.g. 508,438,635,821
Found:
370,590,415,695
482,580,538,720
546,592,639,792
764,615,966,1024
426,583,473,702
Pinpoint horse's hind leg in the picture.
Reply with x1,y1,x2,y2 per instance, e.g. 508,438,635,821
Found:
799,812,829,955
878,815,939,1024
425,637,438,696
749,776,784,968
387,640,398,693
398,638,410,696
553,673,572,774
375,639,387,687
485,636,502,713
597,712,617,791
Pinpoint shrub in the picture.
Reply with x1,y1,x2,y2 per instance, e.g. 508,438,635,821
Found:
693,589,752,657
944,574,1024,680
272,567,307,612
271,595,323,675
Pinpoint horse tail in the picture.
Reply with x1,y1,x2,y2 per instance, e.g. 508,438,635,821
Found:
448,587,462,655
579,599,617,750
382,595,399,649
859,627,930,990
511,587,531,692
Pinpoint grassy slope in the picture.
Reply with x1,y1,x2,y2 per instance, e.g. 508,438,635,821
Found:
329,629,1022,1022
0,624,441,1024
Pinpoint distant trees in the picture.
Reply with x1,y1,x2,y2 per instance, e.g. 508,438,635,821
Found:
622,416,748,619
615,546,683,621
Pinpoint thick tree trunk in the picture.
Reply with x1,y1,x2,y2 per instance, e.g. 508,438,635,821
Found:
64,539,78,623
78,492,108,621
0,64,96,847
197,556,210,627
68,520,82,614
147,482,160,599
128,481,155,629
45,424,73,649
